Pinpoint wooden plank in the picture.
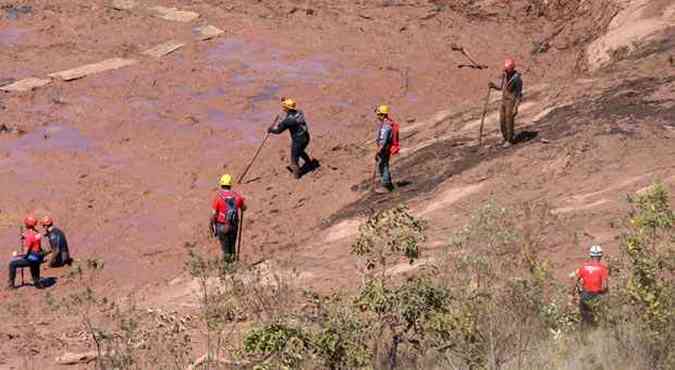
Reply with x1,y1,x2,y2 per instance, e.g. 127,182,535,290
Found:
149,6,200,22
142,40,185,58
194,25,224,41
49,58,137,81
0,77,51,92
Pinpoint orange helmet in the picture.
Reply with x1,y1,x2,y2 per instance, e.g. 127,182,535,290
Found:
504,58,516,72
24,215,38,227
41,216,54,226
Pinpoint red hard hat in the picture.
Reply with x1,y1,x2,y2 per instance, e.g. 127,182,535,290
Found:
504,58,516,72
24,215,38,227
41,216,54,226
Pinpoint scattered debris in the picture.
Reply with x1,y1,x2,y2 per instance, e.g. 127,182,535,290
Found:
0,78,15,87
186,353,234,370
110,0,137,11
531,40,551,55
55,351,99,365
449,43,488,69
149,6,200,23
0,77,52,92
142,40,185,58
193,25,224,41
49,58,137,81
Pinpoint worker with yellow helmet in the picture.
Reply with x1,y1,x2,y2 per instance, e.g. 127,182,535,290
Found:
268,97,317,179
374,104,398,193
210,174,247,261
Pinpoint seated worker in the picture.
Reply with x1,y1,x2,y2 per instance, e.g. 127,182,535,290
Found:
7,216,44,289
41,216,72,268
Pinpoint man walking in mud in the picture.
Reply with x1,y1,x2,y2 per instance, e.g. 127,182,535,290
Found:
489,58,523,147
210,174,247,262
268,97,316,179
374,105,396,193
572,245,609,327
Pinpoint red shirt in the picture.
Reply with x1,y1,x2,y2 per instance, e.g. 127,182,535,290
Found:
22,229,42,255
576,260,609,293
212,190,245,224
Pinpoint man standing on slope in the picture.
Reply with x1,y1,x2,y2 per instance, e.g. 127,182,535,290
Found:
489,58,523,147
268,97,316,179
374,105,398,194
572,245,609,326
41,216,73,268
210,174,247,262
7,216,44,289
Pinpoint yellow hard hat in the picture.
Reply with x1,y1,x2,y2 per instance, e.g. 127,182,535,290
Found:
218,174,233,187
376,105,390,115
282,98,297,110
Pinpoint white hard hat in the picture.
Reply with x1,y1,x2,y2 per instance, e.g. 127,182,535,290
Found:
589,245,603,257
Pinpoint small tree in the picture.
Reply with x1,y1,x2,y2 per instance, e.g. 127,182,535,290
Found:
605,182,675,369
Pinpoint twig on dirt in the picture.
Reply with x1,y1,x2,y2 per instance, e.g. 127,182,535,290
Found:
449,43,488,69
186,353,234,370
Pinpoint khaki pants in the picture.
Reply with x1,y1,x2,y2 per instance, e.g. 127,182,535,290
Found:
500,92,518,143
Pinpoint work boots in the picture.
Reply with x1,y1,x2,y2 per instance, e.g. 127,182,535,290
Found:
290,164,301,179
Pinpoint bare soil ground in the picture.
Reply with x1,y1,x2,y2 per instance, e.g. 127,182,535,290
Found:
0,0,673,368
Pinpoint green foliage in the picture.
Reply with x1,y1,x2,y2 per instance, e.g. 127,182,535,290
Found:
310,296,372,369
352,205,425,267
245,323,309,369
601,183,675,369
621,183,674,329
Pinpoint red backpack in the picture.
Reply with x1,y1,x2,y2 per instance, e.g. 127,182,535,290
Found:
389,119,400,155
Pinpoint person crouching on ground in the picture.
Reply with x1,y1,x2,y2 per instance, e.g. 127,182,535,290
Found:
41,216,72,268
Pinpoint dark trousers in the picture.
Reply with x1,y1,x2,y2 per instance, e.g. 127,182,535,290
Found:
377,153,392,187
579,291,602,326
8,258,40,286
290,134,311,170
500,93,518,143
215,223,238,261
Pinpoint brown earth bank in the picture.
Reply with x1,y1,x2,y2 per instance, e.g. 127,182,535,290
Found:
0,0,673,368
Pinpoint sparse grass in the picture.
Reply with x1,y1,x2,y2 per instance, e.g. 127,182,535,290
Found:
38,183,672,370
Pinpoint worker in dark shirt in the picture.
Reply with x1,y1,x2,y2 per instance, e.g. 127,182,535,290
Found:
489,58,524,147
268,97,316,179
41,216,72,268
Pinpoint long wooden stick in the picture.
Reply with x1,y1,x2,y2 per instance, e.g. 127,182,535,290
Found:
237,116,279,184
236,211,244,262
478,87,492,146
